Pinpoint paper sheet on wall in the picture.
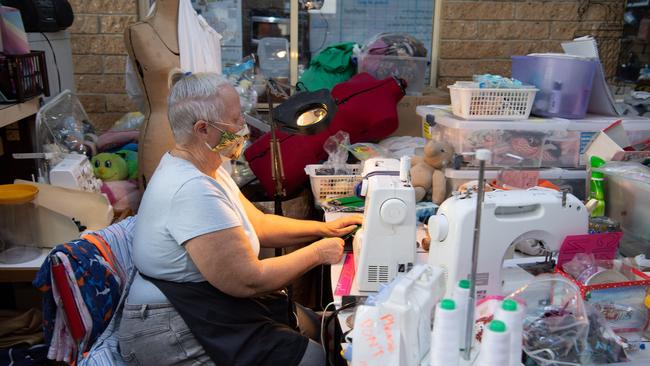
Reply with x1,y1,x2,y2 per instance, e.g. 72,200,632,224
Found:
561,36,620,116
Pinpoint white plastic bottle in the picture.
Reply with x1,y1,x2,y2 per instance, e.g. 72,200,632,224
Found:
452,279,470,349
430,299,460,366
494,299,524,366
476,320,510,366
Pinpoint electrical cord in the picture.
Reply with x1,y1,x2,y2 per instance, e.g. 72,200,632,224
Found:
321,301,336,363
323,301,358,366
41,32,62,95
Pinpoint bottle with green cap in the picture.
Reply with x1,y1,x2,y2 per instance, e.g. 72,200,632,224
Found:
431,298,460,366
589,156,606,217
452,279,471,350
476,320,510,366
494,299,524,366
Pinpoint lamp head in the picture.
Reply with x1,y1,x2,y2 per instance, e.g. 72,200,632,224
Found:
272,89,336,135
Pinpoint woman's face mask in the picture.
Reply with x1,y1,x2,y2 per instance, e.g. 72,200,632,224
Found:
205,122,250,160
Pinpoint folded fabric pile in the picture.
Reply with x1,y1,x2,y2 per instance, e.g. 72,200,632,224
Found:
32,232,127,363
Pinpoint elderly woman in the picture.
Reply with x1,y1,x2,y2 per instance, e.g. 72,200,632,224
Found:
118,72,361,366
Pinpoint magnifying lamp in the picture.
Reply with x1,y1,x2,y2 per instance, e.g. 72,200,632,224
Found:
265,87,336,254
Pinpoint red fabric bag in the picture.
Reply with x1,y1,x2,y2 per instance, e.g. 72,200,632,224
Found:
244,73,405,198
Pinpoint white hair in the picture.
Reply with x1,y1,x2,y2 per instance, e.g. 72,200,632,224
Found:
167,72,232,145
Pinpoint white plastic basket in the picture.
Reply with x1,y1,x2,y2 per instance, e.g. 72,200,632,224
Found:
448,84,538,120
304,164,362,206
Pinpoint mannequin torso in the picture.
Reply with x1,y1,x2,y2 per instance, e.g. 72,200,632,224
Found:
124,0,180,187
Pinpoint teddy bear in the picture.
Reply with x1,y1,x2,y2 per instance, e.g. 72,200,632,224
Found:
410,140,455,205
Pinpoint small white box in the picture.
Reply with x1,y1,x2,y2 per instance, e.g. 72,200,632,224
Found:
49,154,102,192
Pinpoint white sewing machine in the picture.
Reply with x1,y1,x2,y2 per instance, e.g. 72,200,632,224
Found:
428,188,588,298
353,157,417,292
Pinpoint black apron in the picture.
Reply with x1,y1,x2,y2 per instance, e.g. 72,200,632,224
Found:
142,274,308,366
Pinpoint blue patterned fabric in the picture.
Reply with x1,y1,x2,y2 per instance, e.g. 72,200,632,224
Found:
78,216,136,366
33,239,121,351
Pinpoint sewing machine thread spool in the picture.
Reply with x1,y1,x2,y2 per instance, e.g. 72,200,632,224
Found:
494,299,524,366
452,279,470,350
476,320,510,366
430,299,460,366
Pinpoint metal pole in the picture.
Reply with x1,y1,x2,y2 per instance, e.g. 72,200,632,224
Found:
268,86,285,256
464,150,489,360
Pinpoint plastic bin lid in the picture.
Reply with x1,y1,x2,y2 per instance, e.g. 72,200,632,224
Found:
444,168,565,180
417,105,569,131
563,115,650,132
0,184,38,204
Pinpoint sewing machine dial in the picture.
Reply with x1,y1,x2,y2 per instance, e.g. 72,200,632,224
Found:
379,198,408,225
428,214,449,242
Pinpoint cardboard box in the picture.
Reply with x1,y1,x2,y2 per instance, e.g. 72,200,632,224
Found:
584,120,650,163
392,89,450,137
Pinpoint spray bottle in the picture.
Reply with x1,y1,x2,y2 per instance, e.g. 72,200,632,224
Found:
589,156,606,217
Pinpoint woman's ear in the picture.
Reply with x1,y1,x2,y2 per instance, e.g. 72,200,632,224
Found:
194,120,210,137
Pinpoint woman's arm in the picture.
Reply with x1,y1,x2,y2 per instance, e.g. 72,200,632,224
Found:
239,193,362,248
185,226,344,297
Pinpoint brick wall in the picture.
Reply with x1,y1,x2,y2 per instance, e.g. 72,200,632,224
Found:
437,0,625,87
69,0,139,131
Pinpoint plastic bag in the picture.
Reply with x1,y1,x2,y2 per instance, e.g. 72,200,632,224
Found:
322,131,351,175
110,112,145,132
223,54,258,114
36,90,98,161
346,142,392,161
512,274,590,365
362,32,428,58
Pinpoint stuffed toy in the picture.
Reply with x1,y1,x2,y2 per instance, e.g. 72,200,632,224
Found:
115,150,138,180
410,140,455,204
91,153,128,181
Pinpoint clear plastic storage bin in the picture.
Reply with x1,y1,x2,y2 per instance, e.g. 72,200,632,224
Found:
512,54,597,119
444,168,587,200
545,116,650,167
357,53,428,95
417,106,569,168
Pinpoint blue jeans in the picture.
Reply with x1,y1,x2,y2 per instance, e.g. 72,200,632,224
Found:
118,303,325,366
118,303,213,366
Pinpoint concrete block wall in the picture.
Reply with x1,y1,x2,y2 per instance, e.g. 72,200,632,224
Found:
437,0,625,87
69,0,139,131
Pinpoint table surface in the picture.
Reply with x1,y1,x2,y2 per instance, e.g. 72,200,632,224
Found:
0,248,49,282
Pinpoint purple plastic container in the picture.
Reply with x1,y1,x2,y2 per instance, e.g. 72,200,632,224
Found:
512,55,597,119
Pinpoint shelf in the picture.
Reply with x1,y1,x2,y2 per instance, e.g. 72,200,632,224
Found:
0,97,41,129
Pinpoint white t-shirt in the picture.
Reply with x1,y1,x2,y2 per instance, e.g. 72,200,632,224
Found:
127,153,259,304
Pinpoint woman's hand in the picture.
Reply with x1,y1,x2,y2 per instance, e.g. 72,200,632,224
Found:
321,215,363,238
312,237,345,264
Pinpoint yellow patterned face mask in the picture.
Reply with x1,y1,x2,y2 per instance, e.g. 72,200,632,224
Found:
205,122,250,160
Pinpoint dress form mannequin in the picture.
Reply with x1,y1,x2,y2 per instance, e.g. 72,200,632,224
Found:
124,0,180,187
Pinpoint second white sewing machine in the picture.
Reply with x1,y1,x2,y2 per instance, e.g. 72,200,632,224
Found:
353,157,417,292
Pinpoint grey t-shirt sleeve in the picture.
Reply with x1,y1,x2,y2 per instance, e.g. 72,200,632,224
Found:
166,176,242,245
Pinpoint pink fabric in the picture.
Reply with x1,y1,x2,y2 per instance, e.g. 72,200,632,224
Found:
101,180,141,213
97,130,139,152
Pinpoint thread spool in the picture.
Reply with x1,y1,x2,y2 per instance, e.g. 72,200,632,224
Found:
476,320,510,366
431,299,460,366
452,279,470,350
494,299,524,366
